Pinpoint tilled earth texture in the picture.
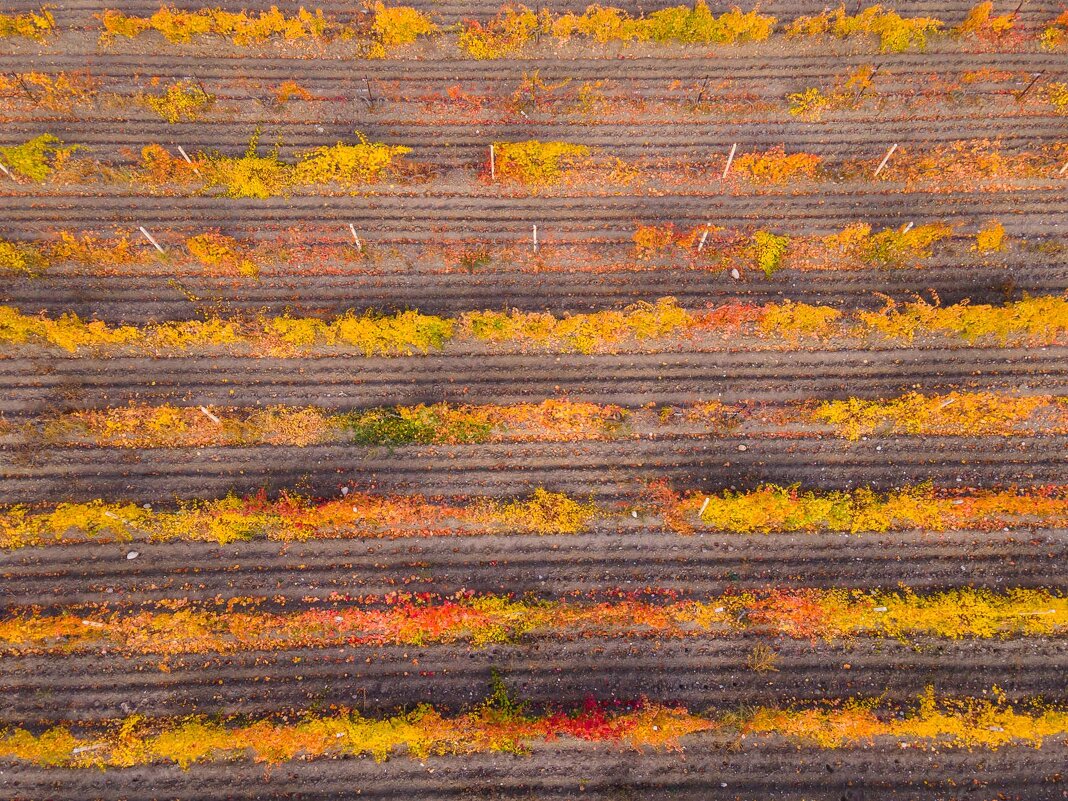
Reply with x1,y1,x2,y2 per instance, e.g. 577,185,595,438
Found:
1,1,1067,799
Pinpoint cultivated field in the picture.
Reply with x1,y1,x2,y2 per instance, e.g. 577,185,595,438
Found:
0,0,1067,798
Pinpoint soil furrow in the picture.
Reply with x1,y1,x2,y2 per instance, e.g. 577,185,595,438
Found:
2,190,1064,237
1,118,1065,162
2,347,1064,414
2,436,1066,503
1,741,1064,801
1,637,1064,725
2,262,1063,322
3,528,1063,608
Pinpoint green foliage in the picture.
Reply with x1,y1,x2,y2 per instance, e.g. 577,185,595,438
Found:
749,231,790,276
0,135,79,182
344,405,493,446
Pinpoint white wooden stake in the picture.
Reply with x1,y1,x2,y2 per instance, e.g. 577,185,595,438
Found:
532,224,538,253
938,397,957,410
489,144,495,180
1060,160,1068,176
721,143,737,180
874,143,898,177
699,496,710,516
349,223,362,252
0,161,10,178
901,221,914,234
198,405,221,424
697,226,710,252
138,226,165,254
176,145,201,176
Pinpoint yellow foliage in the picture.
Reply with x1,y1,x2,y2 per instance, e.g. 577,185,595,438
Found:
139,132,409,197
786,4,943,52
0,306,140,351
788,66,876,119
759,300,840,339
973,221,1006,253
1,692,1066,768
551,2,775,44
327,309,454,355
50,231,136,265
1040,9,1068,49
0,240,47,276
814,391,1048,440
632,224,677,258
697,484,946,534
861,294,1068,344
186,231,257,277
0,71,98,112
99,5,336,45
955,2,1014,37
205,136,290,199
487,488,598,534
141,80,215,123
1045,82,1068,114
787,87,828,119
732,147,821,183
0,8,55,40
370,1,436,47
459,5,547,59
493,140,590,186
461,297,692,354
272,80,315,105
293,133,410,185
822,222,953,266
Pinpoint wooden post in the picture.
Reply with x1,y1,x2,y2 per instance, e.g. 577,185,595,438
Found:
176,145,201,175
721,143,737,180
349,223,362,252
138,226,165,254
14,74,38,104
1059,160,1068,176
197,406,221,424
532,224,538,253
0,162,11,178
874,143,898,177
901,221,914,234
698,496,710,516
1015,71,1045,102
489,144,496,180
697,226,710,252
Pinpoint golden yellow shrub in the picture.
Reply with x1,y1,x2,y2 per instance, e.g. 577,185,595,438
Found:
955,1,1014,37
0,8,55,40
141,80,215,123
814,391,1048,439
732,148,821,183
787,5,943,52
293,133,410,185
973,221,1006,253
493,140,590,186
459,5,546,59
186,231,257,277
